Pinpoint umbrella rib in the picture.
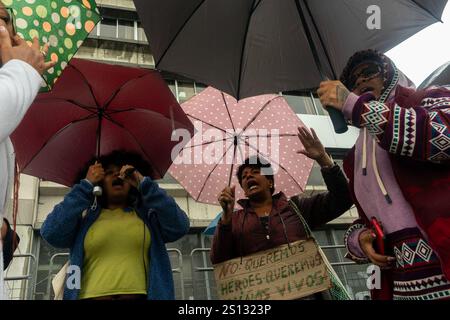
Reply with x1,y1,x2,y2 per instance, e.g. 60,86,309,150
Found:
410,0,444,22
187,114,233,137
252,0,263,11
106,107,192,130
69,64,102,108
241,96,282,132
101,116,165,179
195,141,234,202
19,114,98,171
236,138,245,163
182,137,230,150
103,73,150,111
227,143,238,187
220,91,236,132
35,97,98,114
244,133,298,138
105,108,136,115
301,0,337,78
243,139,305,193
236,0,258,99
155,0,208,67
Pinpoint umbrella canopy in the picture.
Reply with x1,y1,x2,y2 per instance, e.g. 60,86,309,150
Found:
11,58,194,186
134,0,447,100
419,61,450,89
168,87,314,206
5,0,100,91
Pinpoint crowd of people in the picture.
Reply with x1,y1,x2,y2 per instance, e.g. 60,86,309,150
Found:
1,0,449,300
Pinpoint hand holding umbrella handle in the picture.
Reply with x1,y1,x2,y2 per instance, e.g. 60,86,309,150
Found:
218,186,235,225
326,106,348,134
86,162,104,196
317,80,349,134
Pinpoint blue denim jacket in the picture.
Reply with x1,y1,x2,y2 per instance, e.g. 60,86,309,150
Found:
41,177,190,300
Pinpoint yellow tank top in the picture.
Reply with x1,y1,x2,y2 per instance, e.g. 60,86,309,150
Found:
79,208,151,299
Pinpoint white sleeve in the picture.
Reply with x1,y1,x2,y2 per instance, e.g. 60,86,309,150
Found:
0,59,42,144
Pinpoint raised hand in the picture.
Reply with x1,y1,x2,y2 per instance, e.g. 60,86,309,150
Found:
85,162,105,185
119,164,144,188
0,22,56,74
297,126,333,168
218,186,235,225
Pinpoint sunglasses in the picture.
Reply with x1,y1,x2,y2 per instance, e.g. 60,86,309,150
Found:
0,7,16,34
349,64,382,90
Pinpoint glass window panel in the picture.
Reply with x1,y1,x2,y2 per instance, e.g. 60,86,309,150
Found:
306,162,325,187
100,18,117,38
177,81,195,103
137,22,148,42
314,97,329,115
118,19,134,40
195,83,207,95
166,80,176,97
283,94,317,114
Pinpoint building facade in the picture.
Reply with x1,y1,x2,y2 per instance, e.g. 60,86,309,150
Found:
3,0,371,300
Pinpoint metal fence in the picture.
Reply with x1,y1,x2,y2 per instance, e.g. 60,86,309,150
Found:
4,245,369,300
4,254,37,300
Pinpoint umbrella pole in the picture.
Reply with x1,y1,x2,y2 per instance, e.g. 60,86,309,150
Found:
228,137,238,187
93,111,103,198
96,110,103,159
294,0,348,134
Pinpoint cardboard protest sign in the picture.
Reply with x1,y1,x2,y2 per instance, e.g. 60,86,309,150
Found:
213,239,331,300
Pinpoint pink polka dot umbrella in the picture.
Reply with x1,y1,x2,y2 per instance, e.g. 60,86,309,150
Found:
169,87,314,206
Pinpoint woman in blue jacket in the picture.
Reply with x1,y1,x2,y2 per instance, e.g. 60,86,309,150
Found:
41,151,190,300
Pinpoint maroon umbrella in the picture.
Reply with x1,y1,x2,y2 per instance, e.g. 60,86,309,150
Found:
11,58,194,186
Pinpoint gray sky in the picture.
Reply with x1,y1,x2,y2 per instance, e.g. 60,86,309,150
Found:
386,3,450,87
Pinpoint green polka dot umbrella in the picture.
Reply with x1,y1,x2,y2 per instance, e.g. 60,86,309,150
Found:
5,0,100,91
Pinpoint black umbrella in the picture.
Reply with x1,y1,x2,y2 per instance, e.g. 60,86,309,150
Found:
419,61,450,89
134,0,447,133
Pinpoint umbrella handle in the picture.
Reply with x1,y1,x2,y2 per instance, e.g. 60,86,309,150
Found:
326,106,348,134
93,185,103,196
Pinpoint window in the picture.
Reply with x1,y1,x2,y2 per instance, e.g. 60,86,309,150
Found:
177,81,195,103
118,19,135,40
283,94,317,115
314,97,329,116
100,18,117,38
306,159,344,188
137,22,148,42
306,162,325,187
166,80,176,97
194,83,207,94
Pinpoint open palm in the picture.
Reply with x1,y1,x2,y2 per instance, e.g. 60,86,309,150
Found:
297,127,326,161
